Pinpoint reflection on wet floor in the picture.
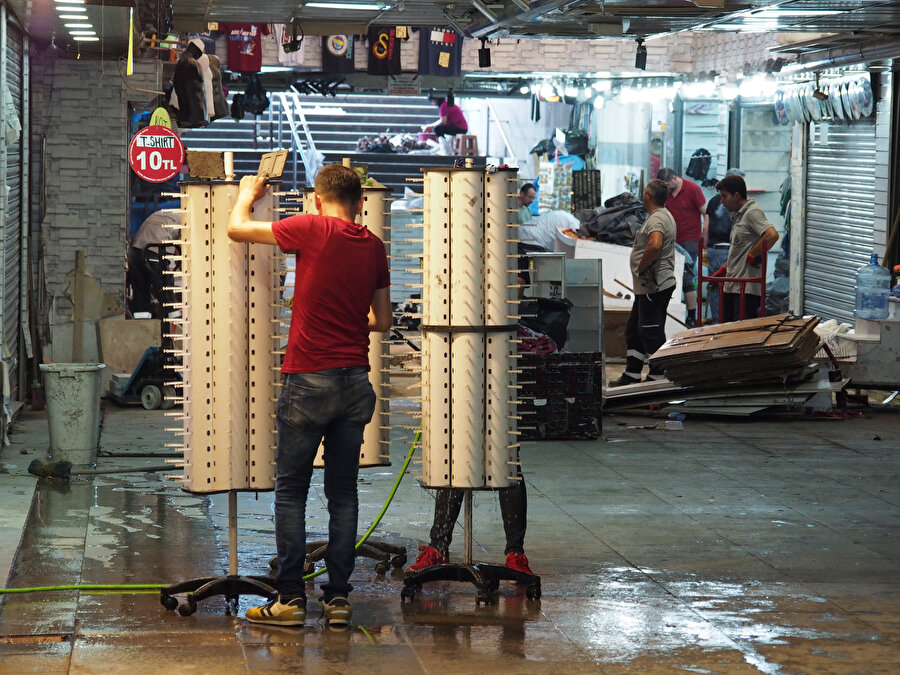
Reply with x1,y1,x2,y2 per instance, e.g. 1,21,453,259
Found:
1,404,899,673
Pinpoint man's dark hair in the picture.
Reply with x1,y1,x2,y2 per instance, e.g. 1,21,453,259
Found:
520,184,536,196
645,179,669,207
716,174,747,199
656,167,676,182
315,163,362,207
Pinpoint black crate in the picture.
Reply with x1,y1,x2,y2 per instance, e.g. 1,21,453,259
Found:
517,352,602,439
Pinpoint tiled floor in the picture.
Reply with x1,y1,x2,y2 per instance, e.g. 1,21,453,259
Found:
1,399,898,673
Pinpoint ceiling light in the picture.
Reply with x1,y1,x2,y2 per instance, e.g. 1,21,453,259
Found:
54,0,86,4
73,36,99,41
305,1,385,9
471,0,497,22
65,22,92,28
592,80,611,92
519,85,529,94
56,6,86,12
59,14,89,19
592,96,605,110
70,30,96,36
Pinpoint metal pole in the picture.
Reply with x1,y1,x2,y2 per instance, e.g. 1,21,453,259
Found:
463,489,473,565
229,490,238,576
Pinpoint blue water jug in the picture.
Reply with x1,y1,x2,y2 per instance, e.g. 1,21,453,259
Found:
854,253,890,320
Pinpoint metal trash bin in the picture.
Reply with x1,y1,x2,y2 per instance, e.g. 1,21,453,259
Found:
40,363,105,465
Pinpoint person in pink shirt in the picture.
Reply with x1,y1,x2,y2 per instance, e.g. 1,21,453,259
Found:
657,167,708,327
423,89,468,138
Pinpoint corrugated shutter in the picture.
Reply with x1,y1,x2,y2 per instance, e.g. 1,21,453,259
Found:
804,120,876,324
3,22,24,404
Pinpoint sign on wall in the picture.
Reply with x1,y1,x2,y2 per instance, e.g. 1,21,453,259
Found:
128,125,185,183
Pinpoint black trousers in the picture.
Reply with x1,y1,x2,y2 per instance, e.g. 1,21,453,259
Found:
434,123,467,138
428,467,526,556
624,286,675,381
722,293,761,323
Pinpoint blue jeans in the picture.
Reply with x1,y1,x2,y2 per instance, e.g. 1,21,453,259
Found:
273,367,376,602
705,247,729,324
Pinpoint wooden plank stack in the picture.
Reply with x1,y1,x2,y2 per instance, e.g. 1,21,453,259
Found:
649,314,822,387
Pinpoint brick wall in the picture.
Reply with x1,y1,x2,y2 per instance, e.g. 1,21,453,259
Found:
257,29,790,77
30,54,160,324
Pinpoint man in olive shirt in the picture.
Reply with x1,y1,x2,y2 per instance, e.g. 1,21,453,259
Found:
609,179,677,386
716,174,779,322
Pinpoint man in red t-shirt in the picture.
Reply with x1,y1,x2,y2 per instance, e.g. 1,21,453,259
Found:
657,168,708,327
228,164,392,629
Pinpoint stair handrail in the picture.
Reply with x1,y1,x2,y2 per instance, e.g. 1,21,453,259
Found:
486,99,515,160
274,91,323,186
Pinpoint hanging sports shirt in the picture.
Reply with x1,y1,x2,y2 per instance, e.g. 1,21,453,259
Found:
417,28,462,77
222,23,269,74
367,26,401,75
322,35,355,73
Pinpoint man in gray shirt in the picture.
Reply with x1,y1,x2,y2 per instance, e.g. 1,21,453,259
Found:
609,179,677,386
716,175,779,322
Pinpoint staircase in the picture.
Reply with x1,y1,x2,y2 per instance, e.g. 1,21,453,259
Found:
179,92,485,196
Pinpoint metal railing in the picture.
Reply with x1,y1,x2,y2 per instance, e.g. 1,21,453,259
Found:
272,91,324,187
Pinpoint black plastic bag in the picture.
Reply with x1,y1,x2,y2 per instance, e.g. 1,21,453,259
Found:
519,297,573,350
243,74,270,116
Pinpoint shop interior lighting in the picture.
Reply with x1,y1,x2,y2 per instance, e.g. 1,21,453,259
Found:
592,96,605,110
70,30,96,36
54,0,86,4
592,80,612,92
305,1,386,9
72,36,99,41
519,85,529,94
59,14,89,19
64,22,92,28
471,0,497,22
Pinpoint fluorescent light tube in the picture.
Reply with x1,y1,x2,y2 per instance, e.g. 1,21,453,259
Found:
305,2,384,9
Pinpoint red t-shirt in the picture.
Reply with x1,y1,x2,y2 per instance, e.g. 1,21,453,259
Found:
665,178,705,244
222,23,270,74
439,101,467,130
272,214,389,373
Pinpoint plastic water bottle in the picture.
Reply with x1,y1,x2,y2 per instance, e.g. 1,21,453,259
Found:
854,253,890,320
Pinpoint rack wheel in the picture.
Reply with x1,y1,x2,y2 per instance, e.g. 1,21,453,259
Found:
141,384,162,410
160,385,176,410
400,585,418,602
177,598,197,616
161,594,178,611
526,582,541,600
374,561,390,575
475,590,497,606
391,553,407,568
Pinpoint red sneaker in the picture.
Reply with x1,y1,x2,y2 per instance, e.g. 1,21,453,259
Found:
406,545,449,573
505,551,534,575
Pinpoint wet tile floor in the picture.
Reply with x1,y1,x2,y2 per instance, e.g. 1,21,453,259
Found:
1,402,899,673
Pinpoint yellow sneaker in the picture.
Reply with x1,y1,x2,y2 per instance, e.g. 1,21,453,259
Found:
246,595,306,626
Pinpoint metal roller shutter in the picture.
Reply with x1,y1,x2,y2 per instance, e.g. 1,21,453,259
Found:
2,20,24,405
804,120,876,324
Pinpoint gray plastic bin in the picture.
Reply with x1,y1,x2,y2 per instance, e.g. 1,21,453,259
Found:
40,363,105,465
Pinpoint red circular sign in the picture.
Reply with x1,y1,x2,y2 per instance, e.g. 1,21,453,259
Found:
128,125,185,183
